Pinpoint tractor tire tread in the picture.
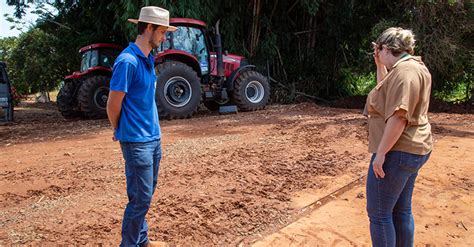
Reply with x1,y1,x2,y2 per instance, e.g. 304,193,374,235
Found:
233,70,270,112
57,82,82,119
77,75,109,119
156,61,200,120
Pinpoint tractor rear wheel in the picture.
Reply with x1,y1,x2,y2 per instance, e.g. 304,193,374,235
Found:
57,81,82,119
233,70,270,111
77,75,110,119
155,61,201,119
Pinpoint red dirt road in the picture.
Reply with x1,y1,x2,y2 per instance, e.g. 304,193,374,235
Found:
0,102,472,246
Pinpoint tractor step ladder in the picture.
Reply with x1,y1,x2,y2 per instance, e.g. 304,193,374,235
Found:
219,105,238,114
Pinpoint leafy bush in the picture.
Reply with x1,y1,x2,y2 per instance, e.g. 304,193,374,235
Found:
341,68,376,96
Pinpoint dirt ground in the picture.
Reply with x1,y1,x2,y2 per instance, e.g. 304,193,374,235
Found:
0,101,472,246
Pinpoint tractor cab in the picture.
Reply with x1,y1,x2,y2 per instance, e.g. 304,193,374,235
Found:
79,44,121,72
157,18,245,78
158,19,210,75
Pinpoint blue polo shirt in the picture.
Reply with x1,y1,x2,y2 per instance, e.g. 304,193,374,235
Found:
110,42,160,142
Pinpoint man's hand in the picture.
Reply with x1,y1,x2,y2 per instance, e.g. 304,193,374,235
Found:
107,90,126,142
372,152,386,179
112,129,118,142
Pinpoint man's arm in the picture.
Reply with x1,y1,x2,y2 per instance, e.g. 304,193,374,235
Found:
107,90,126,129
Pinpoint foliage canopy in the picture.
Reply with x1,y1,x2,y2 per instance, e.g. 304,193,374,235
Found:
2,0,473,102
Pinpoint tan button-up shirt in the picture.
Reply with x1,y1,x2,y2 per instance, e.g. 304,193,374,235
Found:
364,56,433,155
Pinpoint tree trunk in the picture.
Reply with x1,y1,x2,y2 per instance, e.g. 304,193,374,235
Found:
250,0,262,57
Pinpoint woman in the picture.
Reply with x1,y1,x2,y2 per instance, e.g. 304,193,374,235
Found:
364,27,433,247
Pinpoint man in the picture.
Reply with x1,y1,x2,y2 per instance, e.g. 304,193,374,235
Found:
106,6,177,247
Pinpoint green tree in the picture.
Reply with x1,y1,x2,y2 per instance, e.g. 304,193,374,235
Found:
0,36,17,61
7,28,61,95
0,36,20,96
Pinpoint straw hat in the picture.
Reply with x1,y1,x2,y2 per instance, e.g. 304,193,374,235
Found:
128,6,177,31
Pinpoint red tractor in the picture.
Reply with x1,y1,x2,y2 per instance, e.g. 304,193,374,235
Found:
57,43,122,119
57,18,270,119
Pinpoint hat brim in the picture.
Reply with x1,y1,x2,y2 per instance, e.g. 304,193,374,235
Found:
128,19,177,32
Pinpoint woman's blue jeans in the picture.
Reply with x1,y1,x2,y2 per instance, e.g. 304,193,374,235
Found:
119,139,162,247
366,150,431,247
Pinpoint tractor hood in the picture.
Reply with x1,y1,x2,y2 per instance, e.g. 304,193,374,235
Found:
223,54,245,64
209,52,247,77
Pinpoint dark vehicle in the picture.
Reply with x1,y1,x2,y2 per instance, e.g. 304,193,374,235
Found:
0,62,14,122
57,43,122,119
155,18,270,118
57,18,270,120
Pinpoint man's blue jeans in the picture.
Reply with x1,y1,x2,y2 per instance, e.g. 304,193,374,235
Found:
366,150,431,247
119,139,162,247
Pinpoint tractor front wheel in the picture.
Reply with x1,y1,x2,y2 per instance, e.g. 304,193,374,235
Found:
233,70,270,111
57,81,82,119
155,61,201,119
77,75,110,119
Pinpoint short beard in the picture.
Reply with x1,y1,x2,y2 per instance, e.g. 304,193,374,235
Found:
149,29,161,49
149,38,159,49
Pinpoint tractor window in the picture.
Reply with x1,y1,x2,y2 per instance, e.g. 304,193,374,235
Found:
172,27,207,57
80,50,99,72
156,26,209,75
0,68,8,98
99,49,120,68
171,26,209,74
0,68,5,84
158,32,173,51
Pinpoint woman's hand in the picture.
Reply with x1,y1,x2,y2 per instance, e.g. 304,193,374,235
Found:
372,42,383,68
372,42,388,83
372,152,386,179
373,110,408,179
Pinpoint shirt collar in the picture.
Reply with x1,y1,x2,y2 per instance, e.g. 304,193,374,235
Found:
129,42,153,60
392,54,412,69
129,42,155,66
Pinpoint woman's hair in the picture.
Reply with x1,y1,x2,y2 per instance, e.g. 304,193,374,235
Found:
375,27,416,56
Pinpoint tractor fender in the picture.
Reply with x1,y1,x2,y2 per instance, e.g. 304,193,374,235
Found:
65,66,112,80
226,65,256,90
155,50,201,76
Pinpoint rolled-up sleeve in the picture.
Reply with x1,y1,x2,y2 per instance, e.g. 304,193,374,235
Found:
384,68,420,124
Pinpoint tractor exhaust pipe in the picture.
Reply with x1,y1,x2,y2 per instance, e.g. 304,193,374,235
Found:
214,20,224,78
